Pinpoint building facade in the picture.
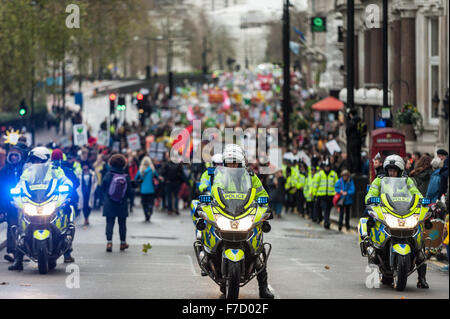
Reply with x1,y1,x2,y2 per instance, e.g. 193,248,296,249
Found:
336,0,448,155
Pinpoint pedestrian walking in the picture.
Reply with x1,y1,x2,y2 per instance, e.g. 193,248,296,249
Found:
135,156,160,222
102,154,133,252
78,161,98,226
160,154,185,215
334,169,355,232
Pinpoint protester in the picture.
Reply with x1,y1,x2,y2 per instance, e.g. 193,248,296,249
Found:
102,154,133,252
134,156,160,222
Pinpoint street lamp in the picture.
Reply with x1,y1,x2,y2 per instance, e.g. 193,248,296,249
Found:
133,35,164,79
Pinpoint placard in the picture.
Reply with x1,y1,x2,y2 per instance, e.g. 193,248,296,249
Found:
73,124,88,146
127,133,141,151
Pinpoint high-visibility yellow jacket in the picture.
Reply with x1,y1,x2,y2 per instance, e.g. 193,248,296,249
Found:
198,170,211,193
364,176,422,204
285,175,299,194
304,172,314,202
313,169,338,197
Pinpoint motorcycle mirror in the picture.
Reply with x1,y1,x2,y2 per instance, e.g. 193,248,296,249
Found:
10,188,21,196
58,185,70,193
196,219,206,231
262,221,271,233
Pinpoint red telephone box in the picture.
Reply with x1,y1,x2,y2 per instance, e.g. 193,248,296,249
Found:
369,128,406,181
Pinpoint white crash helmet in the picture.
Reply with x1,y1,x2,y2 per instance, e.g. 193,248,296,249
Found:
383,155,405,172
28,147,51,164
211,153,223,166
223,144,246,167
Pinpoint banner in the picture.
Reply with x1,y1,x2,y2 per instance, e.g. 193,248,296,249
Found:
73,124,88,146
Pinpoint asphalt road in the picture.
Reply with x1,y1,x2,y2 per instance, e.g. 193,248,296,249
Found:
0,201,448,299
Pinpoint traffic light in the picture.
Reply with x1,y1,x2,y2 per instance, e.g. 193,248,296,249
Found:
137,93,144,125
311,17,326,32
19,99,27,116
109,93,116,114
137,93,144,113
117,96,126,111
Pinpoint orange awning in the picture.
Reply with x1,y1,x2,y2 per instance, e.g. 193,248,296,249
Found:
312,96,344,112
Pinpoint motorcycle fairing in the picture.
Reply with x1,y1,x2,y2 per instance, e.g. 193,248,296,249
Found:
392,243,411,256
223,249,245,262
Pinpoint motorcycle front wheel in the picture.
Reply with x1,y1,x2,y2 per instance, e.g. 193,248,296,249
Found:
38,247,49,275
225,262,240,299
394,255,408,291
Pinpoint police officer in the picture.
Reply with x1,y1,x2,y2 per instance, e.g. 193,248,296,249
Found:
220,144,274,299
365,155,428,288
313,159,338,229
8,147,74,271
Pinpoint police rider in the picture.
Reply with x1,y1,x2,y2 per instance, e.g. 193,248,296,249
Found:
365,154,429,289
220,144,274,299
8,147,74,271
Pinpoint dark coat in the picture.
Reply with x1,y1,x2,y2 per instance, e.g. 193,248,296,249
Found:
439,158,449,197
101,167,133,218
268,176,285,204
160,162,185,184
412,168,433,197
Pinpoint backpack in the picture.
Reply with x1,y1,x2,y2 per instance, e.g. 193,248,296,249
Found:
108,173,128,202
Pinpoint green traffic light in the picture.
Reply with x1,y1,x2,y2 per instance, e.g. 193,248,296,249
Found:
313,17,323,26
19,108,27,116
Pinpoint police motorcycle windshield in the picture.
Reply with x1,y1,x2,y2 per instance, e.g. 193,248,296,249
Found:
23,163,55,203
380,177,416,216
212,166,253,217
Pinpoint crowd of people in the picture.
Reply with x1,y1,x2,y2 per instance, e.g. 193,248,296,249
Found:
0,64,448,274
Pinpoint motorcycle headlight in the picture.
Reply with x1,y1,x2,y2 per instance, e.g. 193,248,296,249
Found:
41,202,56,216
23,203,38,216
214,214,254,232
23,203,56,216
383,213,419,229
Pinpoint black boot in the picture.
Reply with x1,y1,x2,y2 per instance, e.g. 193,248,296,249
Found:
8,251,23,271
417,264,429,289
257,269,274,299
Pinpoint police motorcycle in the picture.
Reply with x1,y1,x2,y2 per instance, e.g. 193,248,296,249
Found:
358,177,432,291
10,162,75,274
191,166,272,299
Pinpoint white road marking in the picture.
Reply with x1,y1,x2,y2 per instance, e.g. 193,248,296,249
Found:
268,284,280,299
186,255,200,277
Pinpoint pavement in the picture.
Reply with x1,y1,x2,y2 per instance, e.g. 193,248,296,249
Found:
0,201,448,299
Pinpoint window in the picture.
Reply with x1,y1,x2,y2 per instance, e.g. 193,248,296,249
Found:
429,18,440,123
